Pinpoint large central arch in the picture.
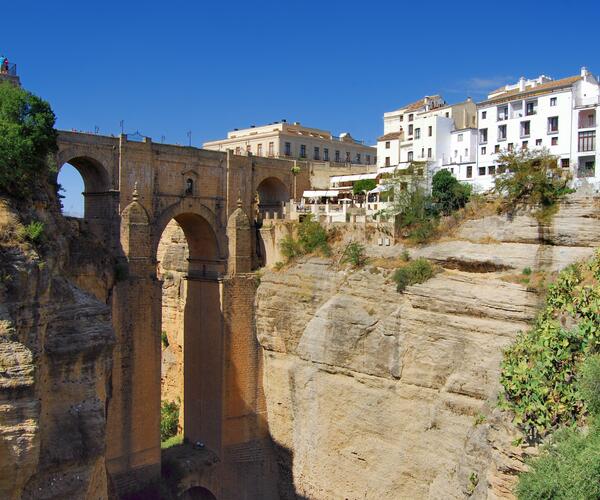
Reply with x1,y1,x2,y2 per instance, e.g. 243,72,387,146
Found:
154,201,225,454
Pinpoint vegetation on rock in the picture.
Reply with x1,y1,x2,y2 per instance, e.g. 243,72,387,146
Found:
280,214,330,260
493,149,573,221
501,250,600,437
516,355,600,500
0,82,57,198
341,241,368,268
160,400,180,442
431,168,472,215
392,257,436,292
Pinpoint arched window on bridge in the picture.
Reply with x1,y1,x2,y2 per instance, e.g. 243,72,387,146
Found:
57,163,85,218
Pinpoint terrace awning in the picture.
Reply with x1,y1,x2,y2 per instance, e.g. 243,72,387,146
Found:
302,190,339,198
330,173,378,183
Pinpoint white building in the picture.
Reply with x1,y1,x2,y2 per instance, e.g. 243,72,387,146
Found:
203,121,376,166
376,95,477,176
471,67,600,191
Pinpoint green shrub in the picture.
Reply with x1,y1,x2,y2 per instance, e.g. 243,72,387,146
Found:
392,258,436,292
0,82,58,198
431,169,471,215
407,219,438,244
161,331,169,348
493,149,573,220
352,178,377,196
522,266,532,276
400,249,411,262
579,355,600,417
500,251,600,436
18,220,44,244
341,241,368,268
160,400,180,442
279,214,330,261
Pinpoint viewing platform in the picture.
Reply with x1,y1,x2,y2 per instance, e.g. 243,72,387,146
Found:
0,62,20,86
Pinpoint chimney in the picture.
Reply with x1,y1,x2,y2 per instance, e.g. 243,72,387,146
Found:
581,66,590,78
519,76,526,92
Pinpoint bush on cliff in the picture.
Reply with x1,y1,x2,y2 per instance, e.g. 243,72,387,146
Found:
493,148,573,221
431,168,472,215
0,82,58,198
516,355,600,500
500,250,600,438
392,257,436,292
280,214,330,261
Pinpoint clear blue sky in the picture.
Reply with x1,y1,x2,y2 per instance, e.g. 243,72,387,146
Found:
4,0,599,215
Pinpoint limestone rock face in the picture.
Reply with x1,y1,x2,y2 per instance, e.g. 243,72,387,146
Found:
0,198,115,500
256,194,600,499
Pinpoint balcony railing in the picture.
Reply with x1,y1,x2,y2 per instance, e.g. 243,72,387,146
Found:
0,62,17,76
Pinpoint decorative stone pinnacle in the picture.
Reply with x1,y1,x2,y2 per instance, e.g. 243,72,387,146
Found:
237,197,243,209
132,182,139,201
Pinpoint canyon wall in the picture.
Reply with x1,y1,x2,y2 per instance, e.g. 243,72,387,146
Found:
0,198,115,500
255,194,600,499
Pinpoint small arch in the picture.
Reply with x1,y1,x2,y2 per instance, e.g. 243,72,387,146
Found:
56,154,111,219
182,486,217,500
57,163,84,217
256,176,289,218
185,178,194,196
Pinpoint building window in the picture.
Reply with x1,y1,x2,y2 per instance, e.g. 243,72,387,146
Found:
494,144,500,153
408,114,414,122
550,97,557,106
548,116,559,133
285,142,291,156
399,115,403,121
561,158,570,168
246,144,252,153
385,141,390,149
408,124,414,135
508,143,514,152
313,146,320,160
551,136,558,146
257,143,263,156
479,128,488,143
466,165,473,178
427,147,432,158
385,156,391,166
346,151,351,162
421,147,424,158
525,100,537,116
356,153,361,163
324,148,329,161
520,120,531,137
458,133,464,142
488,165,496,175
428,126,433,136
235,146,241,155
481,146,486,155
498,124,507,141
482,111,487,119
464,148,468,156
335,150,340,162
300,144,306,158
478,166,486,176
497,105,508,121
366,154,370,164
522,141,528,149
578,131,596,152
536,139,542,146
268,141,274,156
445,112,449,118
407,151,414,161
415,128,421,139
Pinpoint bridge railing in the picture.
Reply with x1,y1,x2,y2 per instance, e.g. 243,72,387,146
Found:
0,62,17,76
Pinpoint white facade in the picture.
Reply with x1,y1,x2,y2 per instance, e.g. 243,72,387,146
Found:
376,96,477,175
472,68,600,191
204,121,376,166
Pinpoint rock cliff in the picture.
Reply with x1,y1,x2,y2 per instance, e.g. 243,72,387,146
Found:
255,194,600,499
0,196,115,500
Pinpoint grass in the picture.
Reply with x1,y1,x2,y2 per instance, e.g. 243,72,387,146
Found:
161,434,183,449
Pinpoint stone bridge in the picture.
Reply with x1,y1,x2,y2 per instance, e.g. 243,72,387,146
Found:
56,131,310,498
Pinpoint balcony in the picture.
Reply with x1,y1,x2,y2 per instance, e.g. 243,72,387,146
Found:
0,62,17,76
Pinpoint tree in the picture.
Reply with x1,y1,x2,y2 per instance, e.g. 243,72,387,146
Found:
493,148,572,219
0,82,57,198
431,169,471,215
352,178,377,196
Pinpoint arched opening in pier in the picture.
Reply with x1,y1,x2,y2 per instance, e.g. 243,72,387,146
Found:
156,210,224,452
256,176,289,219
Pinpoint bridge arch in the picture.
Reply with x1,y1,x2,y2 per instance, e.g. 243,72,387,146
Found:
56,149,112,220
154,200,225,454
182,486,217,500
255,175,290,218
